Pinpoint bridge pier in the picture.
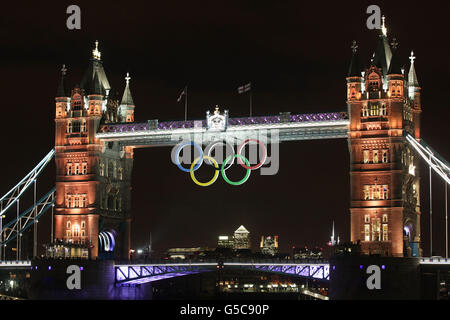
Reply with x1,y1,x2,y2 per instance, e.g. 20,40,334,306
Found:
329,256,421,300
28,260,153,300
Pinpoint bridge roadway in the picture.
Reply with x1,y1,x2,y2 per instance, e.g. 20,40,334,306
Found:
96,111,350,146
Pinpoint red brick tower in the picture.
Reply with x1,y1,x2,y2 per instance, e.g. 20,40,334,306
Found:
347,25,422,257
53,42,135,260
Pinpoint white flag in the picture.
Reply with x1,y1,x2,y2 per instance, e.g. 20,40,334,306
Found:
238,82,251,94
177,86,187,102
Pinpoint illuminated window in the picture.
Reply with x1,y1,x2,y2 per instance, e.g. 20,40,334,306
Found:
382,150,388,163
373,150,379,163
81,195,87,208
67,121,72,133
66,162,72,175
82,162,88,175
369,102,380,116
74,163,80,175
74,197,79,208
364,215,370,223
99,162,105,176
373,186,380,200
73,225,80,237
382,214,388,223
382,224,388,241
363,150,369,164
81,120,86,132
364,186,370,200
361,105,369,117
81,230,86,237
383,185,388,199
67,221,71,229
364,224,370,241
380,104,386,116
66,230,71,238
118,167,123,180
81,221,85,229
113,162,117,179
372,218,380,241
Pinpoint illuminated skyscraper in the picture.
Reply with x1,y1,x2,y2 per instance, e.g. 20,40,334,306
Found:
217,235,234,249
260,235,279,256
233,225,250,250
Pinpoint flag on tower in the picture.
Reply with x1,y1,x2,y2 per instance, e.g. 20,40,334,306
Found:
238,82,251,94
177,86,187,102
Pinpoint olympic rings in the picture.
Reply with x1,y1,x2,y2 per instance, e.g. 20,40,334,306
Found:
237,139,267,170
204,140,235,171
190,156,220,187
221,154,251,186
174,141,204,172
173,139,266,186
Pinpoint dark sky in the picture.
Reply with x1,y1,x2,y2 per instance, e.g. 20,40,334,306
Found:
0,1,449,257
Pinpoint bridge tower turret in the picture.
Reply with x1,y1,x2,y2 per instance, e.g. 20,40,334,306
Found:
347,25,422,257
53,41,133,260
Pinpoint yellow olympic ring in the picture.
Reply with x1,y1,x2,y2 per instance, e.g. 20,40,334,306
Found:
190,156,220,187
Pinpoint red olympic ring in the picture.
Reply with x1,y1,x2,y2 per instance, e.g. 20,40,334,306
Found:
237,139,267,170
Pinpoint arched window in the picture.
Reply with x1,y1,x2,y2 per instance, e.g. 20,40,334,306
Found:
82,162,88,175
73,224,80,237
66,162,72,175
67,221,71,229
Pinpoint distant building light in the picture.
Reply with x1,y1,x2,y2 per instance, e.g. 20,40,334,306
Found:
48,266,52,270
218,236,229,240
381,265,386,270
137,249,143,254
359,265,363,270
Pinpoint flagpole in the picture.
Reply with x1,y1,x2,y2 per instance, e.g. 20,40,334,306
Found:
184,86,188,121
249,89,252,117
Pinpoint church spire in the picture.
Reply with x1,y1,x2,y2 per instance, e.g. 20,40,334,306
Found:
408,51,419,87
121,72,135,106
56,64,68,97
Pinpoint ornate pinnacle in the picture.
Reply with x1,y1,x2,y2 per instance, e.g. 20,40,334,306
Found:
61,64,67,76
92,40,101,60
351,40,358,53
390,38,399,50
125,72,131,85
409,50,416,64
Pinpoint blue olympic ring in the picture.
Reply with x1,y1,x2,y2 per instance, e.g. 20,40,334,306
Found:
174,141,204,172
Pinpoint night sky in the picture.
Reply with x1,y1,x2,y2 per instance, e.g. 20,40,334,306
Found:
0,1,449,257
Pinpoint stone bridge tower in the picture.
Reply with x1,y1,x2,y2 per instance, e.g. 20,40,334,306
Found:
53,42,135,260
346,22,422,257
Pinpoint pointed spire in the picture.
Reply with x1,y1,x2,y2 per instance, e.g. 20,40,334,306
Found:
90,66,104,96
121,72,135,105
347,40,362,77
387,38,403,75
372,16,392,77
408,50,419,87
56,64,68,97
